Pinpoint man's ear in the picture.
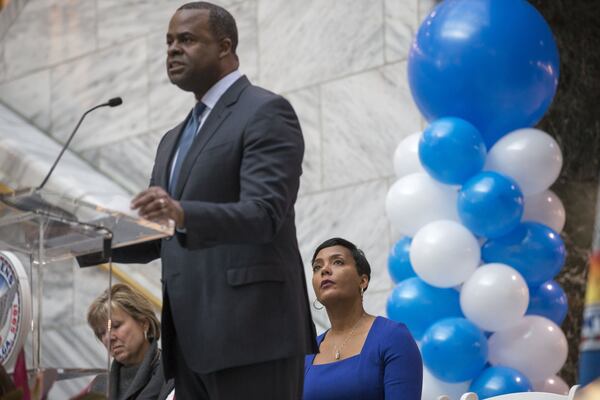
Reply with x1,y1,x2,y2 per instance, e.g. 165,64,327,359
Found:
219,38,233,58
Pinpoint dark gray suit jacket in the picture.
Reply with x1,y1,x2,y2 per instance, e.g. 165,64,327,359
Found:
110,76,317,376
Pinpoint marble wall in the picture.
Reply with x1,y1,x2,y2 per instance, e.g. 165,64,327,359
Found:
2,0,598,395
0,0,436,338
0,4,436,392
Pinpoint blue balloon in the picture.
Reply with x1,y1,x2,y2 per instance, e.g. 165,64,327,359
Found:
419,117,487,185
388,237,416,283
527,280,568,325
482,222,566,287
421,318,488,382
470,366,532,398
457,172,524,238
387,278,463,340
408,0,559,147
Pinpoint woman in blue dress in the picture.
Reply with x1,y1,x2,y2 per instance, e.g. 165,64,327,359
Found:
304,238,422,400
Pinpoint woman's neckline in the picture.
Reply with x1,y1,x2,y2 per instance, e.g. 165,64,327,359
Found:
311,316,380,366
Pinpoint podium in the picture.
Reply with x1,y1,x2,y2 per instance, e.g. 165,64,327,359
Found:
0,187,173,387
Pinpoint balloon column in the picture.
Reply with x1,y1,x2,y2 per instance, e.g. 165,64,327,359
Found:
385,1,568,399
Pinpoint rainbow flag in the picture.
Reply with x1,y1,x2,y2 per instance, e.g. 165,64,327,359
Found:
580,189,600,385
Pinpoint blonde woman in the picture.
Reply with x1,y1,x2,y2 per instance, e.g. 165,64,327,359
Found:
87,284,172,400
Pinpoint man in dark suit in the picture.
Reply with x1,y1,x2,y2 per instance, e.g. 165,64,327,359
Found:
111,2,317,399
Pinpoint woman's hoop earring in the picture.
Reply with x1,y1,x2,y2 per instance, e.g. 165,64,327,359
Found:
360,286,365,298
144,330,149,341
312,299,324,310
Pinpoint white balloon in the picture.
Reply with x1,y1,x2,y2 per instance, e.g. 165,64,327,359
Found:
394,132,426,178
410,220,480,288
386,173,460,237
523,190,566,233
460,263,529,332
422,366,471,400
485,128,563,196
532,375,570,395
488,315,568,382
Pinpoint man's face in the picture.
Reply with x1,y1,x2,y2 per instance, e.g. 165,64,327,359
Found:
166,9,222,95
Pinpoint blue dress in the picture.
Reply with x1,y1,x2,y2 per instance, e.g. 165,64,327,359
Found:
303,317,422,400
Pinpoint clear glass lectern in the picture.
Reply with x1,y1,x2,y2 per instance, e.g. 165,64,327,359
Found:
0,187,173,390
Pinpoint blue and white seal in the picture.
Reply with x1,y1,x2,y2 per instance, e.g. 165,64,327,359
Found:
0,251,31,369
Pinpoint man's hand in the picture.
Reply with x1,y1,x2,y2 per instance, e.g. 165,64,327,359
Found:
131,186,185,229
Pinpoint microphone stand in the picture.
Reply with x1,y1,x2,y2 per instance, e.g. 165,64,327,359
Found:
38,97,122,190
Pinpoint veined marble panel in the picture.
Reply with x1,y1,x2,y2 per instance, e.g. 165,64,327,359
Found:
385,0,418,63
0,42,6,83
418,0,439,22
36,324,107,399
97,0,158,48
50,38,149,151
3,6,50,79
0,0,29,41
321,62,421,188
285,87,322,195
72,264,110,327
147,1,258,132
39,259,74,328
40,324,107,368
17,0,73,12
0,70,51,131
258,0,385,93
230,0,259,83
0,103,128,197
296,179,394,294
3,0,96,80
81,130,164,194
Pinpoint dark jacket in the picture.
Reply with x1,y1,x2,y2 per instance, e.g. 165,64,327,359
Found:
104,76,318,376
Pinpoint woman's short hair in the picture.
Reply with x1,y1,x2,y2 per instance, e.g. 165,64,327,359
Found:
311,237,372,289
87,283,160,341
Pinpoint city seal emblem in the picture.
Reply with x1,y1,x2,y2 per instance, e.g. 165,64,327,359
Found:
0,251,31,369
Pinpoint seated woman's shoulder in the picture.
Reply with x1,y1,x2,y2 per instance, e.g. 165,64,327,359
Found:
374,316,422,365
375,315,410,332
374,316,417,343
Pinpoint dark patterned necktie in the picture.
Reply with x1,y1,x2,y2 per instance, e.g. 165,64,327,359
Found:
169,102,206,194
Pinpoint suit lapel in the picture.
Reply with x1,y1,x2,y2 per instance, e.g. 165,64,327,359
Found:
173,76,251,198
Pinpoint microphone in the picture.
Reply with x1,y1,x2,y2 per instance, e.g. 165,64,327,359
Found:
38,97,123,189
107,97,123,107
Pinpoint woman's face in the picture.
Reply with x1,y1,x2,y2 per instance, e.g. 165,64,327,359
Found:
100,307,149,366
311,245,367,306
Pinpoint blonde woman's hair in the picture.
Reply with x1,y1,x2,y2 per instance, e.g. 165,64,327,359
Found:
87,283,160,341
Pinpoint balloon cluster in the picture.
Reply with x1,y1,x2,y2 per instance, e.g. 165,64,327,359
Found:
385,1,569,399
